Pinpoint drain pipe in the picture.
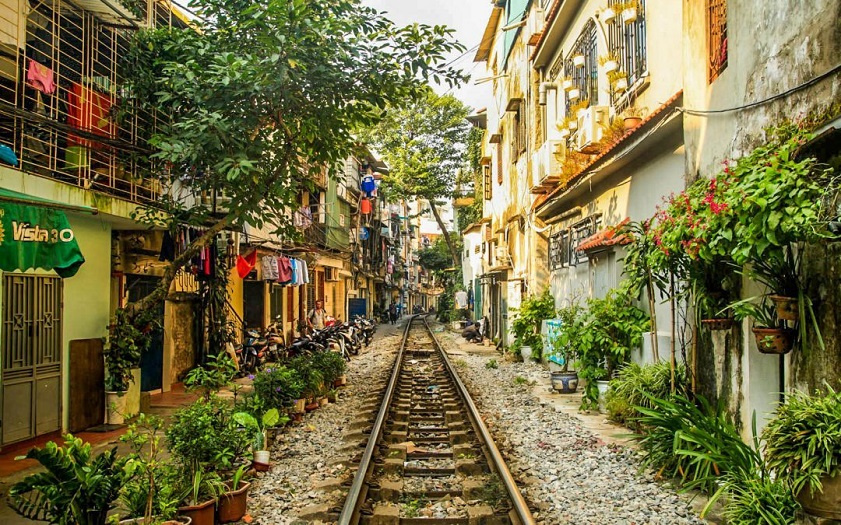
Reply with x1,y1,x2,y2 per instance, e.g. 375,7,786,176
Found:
538,81,557,106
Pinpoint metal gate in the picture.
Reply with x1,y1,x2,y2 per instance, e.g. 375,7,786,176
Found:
2,274,63,445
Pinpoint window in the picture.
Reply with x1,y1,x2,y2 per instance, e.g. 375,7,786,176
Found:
564,21,599,115
512,106,526,157
496,142,503,184
547,216,601,269
607,0,647,105
708,0,727,81
483,164,492,200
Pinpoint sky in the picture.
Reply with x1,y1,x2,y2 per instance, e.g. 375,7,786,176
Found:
361,0,494,113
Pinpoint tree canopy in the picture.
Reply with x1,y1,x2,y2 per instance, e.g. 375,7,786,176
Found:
360,89,473,265
122,0,466,313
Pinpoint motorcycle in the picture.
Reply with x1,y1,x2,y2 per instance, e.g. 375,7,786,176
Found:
239,328,267,374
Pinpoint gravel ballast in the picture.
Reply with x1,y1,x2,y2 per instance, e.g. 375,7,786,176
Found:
246,323,403,524
436,328,706,525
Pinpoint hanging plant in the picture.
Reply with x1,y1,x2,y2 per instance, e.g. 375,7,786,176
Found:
573,54,585,67
602,7,617,24
599,54,619,74
562,77,574,91
568,88,581,101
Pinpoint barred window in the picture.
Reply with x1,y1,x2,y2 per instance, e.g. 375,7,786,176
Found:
607,0,647,105
512,106,526,158
564,21,598,115
708,0,727,82
548,216,601,269
482,163,492,200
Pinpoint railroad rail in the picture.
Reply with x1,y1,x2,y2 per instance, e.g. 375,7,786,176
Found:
338,315,534,524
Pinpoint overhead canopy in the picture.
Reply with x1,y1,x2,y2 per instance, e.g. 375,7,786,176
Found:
0,188,86,277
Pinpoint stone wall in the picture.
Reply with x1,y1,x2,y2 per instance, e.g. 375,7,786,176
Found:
166,295,197,384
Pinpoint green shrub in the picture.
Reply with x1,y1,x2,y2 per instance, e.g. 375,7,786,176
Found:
485,359,498,369
252,365,304,408
310,351,347,385
762,386,841,497
288,356,325,398
165,396,250,475
577,288,650,410
717,472,799,525
635,394,759,494
605,362,688,429
510,289,556,360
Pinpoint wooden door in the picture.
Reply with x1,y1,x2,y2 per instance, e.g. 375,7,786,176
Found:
68,338,103,432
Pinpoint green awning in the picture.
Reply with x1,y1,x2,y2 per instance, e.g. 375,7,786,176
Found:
0,189,87,277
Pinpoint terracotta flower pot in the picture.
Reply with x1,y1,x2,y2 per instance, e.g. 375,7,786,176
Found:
769,295,799,321
217,481,251,523
120,517,192,525
623,116,642,131
701,318,735,331
291,398,306,414
305,401,319,412
319,397,328,407
751,327,795,354
177,498,215,525
797,472,841,520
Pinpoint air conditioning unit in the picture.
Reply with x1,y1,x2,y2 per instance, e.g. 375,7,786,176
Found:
575,106,609,154
495,246,511,265
324,267,340,281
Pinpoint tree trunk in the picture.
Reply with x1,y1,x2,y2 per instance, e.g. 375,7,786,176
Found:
125,215,232,320
428,200,458,267
646,274,659,364
669,272,676,394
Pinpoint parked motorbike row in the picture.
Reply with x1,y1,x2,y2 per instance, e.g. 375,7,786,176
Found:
231,315,377,375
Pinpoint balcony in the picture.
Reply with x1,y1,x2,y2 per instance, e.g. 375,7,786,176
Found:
0,0,188,205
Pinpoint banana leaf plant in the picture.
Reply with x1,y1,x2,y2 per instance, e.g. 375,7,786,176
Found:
9,435,129,525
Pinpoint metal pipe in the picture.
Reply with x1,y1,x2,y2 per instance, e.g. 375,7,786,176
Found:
424,317,535,525
337,315,416,524
538,81,557,106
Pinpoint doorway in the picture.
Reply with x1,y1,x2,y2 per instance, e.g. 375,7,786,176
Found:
126,275,165,392
1,274,63,445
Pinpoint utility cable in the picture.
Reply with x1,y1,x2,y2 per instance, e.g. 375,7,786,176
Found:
680,63,841,116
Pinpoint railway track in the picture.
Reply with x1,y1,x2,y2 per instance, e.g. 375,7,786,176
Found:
338,316,534,525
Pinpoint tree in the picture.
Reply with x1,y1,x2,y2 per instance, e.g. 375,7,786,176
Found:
122,0,466,319
361,89,472,266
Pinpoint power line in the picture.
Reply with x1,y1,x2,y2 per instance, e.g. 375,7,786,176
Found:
680,63,841,116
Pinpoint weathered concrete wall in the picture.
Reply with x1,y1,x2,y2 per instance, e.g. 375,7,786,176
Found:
793,242,841,393
683,0,841,436
165,297,196,385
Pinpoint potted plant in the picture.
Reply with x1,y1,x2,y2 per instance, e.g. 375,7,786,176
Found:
572,54,585,67
601,6,616,24
561,76,573,91
615,1,639,24
117,414,187,525
327,388,339,403
10,435,128,525
599,54,619,74
165,397,251,483
233,406,284,472
289,356,324,408
217,465,250,524
547,302,584,394
763,387,841,519
694,258,740,330
568,88,581,101
176,470,223,525
310,351,347,389
612,73,628,93
576,288,650,411
184,352,237,401
734,299,795,355
510,289,556,362
621,105,645,131
251,365,304,411
103,309,148,425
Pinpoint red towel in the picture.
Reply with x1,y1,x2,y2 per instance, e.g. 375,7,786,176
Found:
236,250,257,278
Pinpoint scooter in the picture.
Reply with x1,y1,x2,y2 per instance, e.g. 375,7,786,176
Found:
240,328,267,374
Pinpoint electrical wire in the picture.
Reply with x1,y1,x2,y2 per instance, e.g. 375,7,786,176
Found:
680,63,841,116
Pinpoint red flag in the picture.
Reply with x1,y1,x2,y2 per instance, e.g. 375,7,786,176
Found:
236,250,257,278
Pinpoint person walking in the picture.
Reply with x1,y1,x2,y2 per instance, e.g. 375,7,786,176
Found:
388,303,396,325
307,300,326,332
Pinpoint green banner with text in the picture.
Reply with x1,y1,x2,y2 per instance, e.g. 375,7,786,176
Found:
0,201,85,277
